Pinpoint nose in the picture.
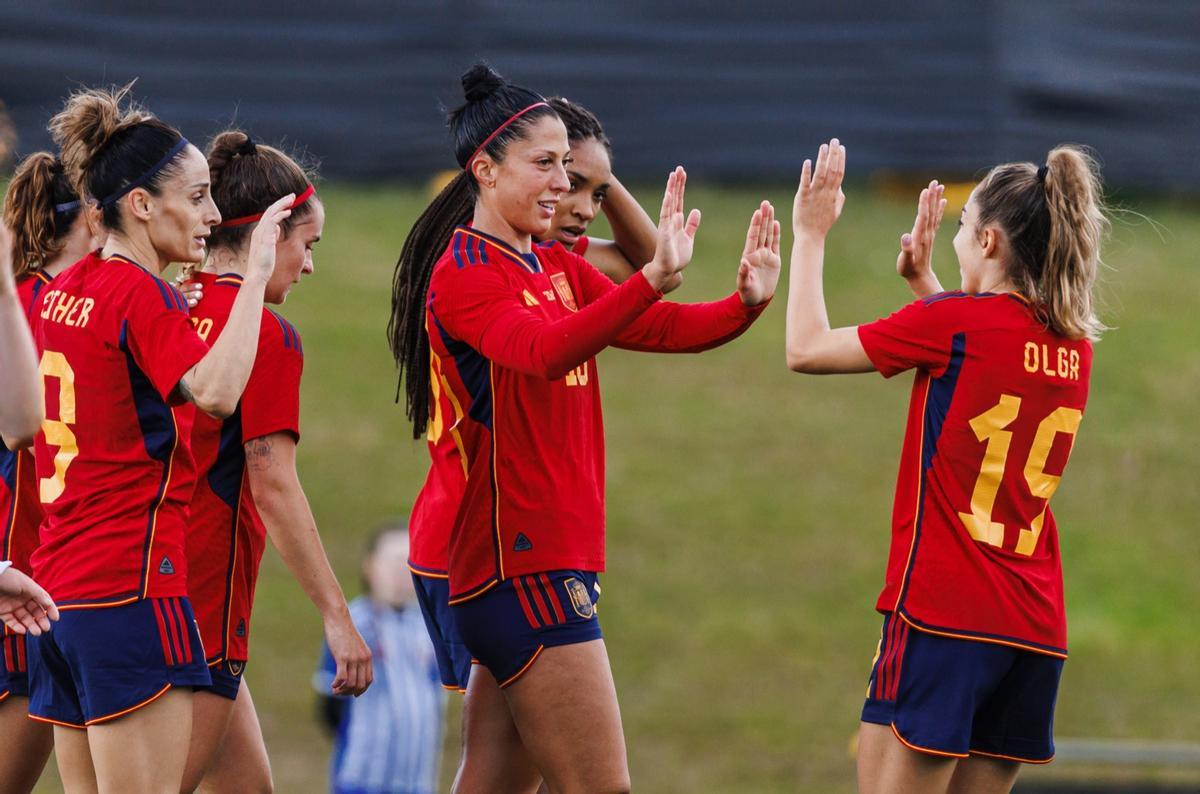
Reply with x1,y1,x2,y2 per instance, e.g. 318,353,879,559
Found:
302,251,315,276
575,198,596,222
550,162,570,194
204,195,221,228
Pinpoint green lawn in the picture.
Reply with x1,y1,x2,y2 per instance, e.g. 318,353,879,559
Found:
31,183,1200,792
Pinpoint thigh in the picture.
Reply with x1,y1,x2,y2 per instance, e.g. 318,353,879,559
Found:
0,696,53,794
857,720,957,794
946,754,1021,794
453,664,542,794
181,687,237,793
88,687,193,794
198,680,272,794
503,640,629,794
54,724,99,794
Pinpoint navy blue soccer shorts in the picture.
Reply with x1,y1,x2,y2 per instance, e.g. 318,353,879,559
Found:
27,596,211,727
203,658,246,701
861,612,1064,763
412,571,473,692
453,570,603,689
1,633,31,699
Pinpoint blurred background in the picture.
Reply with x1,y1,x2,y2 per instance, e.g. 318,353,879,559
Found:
3,2,1199,792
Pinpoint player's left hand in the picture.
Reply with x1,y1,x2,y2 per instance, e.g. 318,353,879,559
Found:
793,138,847,238
736,200,781,306
325,613,373,697
174,265,204,308
0,566,59,636
896,180,947,283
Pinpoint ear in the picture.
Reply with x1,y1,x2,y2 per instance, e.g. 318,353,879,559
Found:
979,227,1001,259
471,155,497,190
126,188,155,222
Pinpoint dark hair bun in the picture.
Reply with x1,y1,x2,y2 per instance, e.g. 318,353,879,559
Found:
461,63,506,102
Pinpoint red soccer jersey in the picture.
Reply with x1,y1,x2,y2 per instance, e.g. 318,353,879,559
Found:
29,253,209,607
572,235,590,257
1,272,55,579
858,291,1092,656
186,271,303,662
425,226,766,599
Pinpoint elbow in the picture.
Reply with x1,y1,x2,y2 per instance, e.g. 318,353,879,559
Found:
2,411,43,451
188,382,238,419
4,429,36,452
786,345,816,373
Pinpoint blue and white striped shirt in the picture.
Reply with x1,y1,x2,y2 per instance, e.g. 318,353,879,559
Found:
314,597,446,794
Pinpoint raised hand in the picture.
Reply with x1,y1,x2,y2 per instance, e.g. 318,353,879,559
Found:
0,566,59,636
0,224,13,295
246,194,295,283
643,167,702,294
736,200,782,306
793,138,847,238
896,180,947,292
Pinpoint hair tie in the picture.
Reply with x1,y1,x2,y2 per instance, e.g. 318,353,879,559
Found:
237,137,257,157
54,199,81,214
1036,164,1049,184
463,101,550,171
98,137,190,208
217,183,316,228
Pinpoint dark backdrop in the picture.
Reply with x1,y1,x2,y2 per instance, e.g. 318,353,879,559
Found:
2,1,1197,188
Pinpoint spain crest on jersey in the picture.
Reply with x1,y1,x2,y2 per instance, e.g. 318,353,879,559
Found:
549,272,578,312
563,577,594,619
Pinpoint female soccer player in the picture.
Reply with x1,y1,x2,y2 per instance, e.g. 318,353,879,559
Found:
0,149,103,793
786,139,1105,794
389,64,780,793
27,84,291,794
180,130,372,793
541,96,655,283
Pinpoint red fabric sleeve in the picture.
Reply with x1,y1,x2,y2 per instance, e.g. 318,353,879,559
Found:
240,315,303,443
573,235,589,257
124,277,209,401
857,295,958,378
431,262,662,380
570,251,768,353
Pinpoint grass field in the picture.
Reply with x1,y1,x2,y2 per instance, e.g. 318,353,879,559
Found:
30,182,1200,793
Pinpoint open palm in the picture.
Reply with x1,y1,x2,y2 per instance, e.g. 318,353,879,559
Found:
737,200,781,305
645,167,701,294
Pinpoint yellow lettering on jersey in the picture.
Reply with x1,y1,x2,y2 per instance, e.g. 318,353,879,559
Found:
39,290,93,328
565,362,589,387
1023,341,1079,381
190,316,214,342
522,290,540,306
38,350,79,504
63,297,94,328
543,290,556,301
51,292,73,324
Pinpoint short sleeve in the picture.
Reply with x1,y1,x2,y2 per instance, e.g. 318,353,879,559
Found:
573,235,590,257
857,295,960,378
241,313,303,443
123,276,209,401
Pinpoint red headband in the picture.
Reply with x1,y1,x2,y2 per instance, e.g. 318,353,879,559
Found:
218,184,316,228
464,102,550,171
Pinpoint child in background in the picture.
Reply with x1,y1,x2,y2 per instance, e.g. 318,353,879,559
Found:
315,523,445,794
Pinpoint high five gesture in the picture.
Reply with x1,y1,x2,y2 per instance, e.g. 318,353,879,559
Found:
643,166,701,294
896,180,947,298
737,200,781,306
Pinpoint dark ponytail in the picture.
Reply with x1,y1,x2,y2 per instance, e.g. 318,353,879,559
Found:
3,152,82,278
206,129,315,252
388,63,558,438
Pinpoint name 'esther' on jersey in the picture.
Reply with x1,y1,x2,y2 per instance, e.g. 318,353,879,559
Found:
30,253,210,607
424,227,767,600
857,291,1092,656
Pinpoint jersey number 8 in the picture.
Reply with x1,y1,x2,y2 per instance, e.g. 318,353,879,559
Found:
38,350,79,504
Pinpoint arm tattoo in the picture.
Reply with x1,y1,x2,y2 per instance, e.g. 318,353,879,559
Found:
246,437,276,472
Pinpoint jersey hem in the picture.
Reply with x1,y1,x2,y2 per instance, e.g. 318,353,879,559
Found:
897,610,1068,659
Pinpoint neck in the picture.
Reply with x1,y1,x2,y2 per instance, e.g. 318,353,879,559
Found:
102,231,168,274
471,201,532,253
44,239,97,277
202,246,249,277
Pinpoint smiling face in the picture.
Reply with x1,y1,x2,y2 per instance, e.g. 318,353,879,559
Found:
142,145,221,264
265,199,324,304
476,114,571,239
547,137,612,249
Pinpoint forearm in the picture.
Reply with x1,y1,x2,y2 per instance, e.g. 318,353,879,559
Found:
248,444,351,620
602,178,657,267
785,234,874,374
906,272,943,299
0,294,43,444
182,275,268,417
615,292,766,353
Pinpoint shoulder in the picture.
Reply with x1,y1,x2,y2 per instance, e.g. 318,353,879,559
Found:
261,309,303,356
118,259,190,313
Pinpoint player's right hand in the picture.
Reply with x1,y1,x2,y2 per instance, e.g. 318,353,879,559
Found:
325,614,373,697
896,180,947,282
793,138,847,238
643,166,701,294
0,566,59,636
246,194,295,284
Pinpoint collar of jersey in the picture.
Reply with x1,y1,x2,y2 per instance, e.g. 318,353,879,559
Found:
213,272,244,287
454,226,541,274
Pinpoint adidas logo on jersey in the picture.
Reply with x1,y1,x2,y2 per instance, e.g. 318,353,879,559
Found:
159,556,175,575
513,533,533,552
